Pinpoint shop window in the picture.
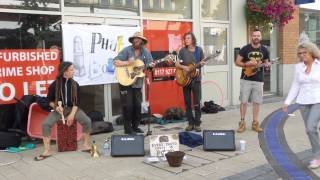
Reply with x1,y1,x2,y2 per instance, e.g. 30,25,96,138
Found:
142,0,192,19
203,27,227,65
0,0,60,11
0,13,61,50
143,20,192,61
299,11,320,47
143,20,192,80
0,13,62,105
64,0,139,16
202,0,229,21
143,20,192,114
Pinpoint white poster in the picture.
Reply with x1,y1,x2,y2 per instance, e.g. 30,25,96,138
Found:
62,24,139,86
149,134,179,157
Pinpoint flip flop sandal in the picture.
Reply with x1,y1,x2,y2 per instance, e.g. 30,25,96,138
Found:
34,154,52,161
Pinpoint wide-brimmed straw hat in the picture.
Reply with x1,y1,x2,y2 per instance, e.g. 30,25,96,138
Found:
128,32,148,45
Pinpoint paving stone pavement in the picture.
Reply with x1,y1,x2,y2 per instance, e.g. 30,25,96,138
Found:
0,101,318,180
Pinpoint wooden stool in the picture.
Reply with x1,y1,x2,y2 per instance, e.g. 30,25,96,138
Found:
57,120,77,152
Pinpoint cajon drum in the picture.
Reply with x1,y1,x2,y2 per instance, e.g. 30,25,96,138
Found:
57,120,77,152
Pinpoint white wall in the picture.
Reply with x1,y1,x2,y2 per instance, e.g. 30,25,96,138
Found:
230,0,247,105
279,64,296,97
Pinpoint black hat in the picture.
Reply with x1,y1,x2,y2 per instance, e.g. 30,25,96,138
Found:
57,61,73,78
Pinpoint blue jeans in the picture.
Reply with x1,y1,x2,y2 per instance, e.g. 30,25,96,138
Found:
300,104,320,159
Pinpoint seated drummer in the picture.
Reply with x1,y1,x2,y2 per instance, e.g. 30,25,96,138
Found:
34,61,92,161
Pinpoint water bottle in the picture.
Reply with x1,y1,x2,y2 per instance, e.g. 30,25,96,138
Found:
103,139,111,156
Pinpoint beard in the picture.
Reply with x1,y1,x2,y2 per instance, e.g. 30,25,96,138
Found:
133,41,142,49
252,38,260,45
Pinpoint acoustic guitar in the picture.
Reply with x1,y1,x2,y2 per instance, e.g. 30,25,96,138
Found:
243,57,279,77
175,51,221,87
115,55,173,86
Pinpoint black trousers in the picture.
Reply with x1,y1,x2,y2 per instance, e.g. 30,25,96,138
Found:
119,85,142,132
183,81,201,126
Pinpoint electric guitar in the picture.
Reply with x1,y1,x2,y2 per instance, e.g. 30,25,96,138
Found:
243,57,279,77
175,51,221,87
115,55,173,86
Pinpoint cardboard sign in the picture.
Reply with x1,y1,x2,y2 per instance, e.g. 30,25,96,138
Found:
149,134,179,157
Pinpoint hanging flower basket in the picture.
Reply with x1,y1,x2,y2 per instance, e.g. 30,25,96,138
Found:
246,0,295,29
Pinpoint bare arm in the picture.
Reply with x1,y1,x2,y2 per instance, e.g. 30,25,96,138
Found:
114,59,130,67
49,102,55,109
69,106,78,117
235,55,246,68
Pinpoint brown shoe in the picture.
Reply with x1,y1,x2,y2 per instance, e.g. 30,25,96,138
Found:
194,126,202,132
252,121,263,133
237,119,246,133
185,125,194,131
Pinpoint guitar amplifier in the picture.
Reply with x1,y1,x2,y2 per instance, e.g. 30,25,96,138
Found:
111,135,145,157
203,130,235,151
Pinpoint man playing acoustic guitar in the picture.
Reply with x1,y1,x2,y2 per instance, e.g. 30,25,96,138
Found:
175,32,206,132
114,32,155,135
235,28,271,133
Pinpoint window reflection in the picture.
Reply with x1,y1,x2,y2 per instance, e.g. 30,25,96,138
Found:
202,0,229,21
0,0,60,11
64,0,139,16
143,20,192,81
203,27,227,65
299,11,320,47
142,0,192,19
0,13,61,50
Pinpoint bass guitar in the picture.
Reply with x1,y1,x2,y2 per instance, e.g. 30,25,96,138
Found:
243,57,279,77
115,55,173,86
175,51,221,87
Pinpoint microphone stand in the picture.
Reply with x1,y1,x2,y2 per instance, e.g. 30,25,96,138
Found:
145,69,152,137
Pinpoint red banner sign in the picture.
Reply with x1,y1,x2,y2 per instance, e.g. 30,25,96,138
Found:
0,49,60,104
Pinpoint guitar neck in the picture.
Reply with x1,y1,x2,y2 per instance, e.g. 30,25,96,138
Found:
194,56,211,68
153,57,166,64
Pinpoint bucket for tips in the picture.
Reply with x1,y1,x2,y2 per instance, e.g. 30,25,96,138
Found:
165,151,185,167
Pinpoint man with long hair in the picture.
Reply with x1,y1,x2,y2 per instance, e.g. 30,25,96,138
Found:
114,32,155,135
175,32,205,132
34,61,91,161
235,28,271,133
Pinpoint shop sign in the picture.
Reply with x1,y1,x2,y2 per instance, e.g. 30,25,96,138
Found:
0,49,59,104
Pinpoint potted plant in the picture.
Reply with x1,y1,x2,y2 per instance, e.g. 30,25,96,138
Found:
246,0,295,29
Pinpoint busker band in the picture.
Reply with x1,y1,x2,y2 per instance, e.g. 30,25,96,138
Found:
34,30,283,163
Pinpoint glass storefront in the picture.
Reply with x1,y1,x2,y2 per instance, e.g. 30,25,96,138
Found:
202,0,229,21
0,0,60,11
142,0,192,19
300,9,320,46
64,0,139,15
0,13,61,50
0,0,236,118
202,26,228,65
